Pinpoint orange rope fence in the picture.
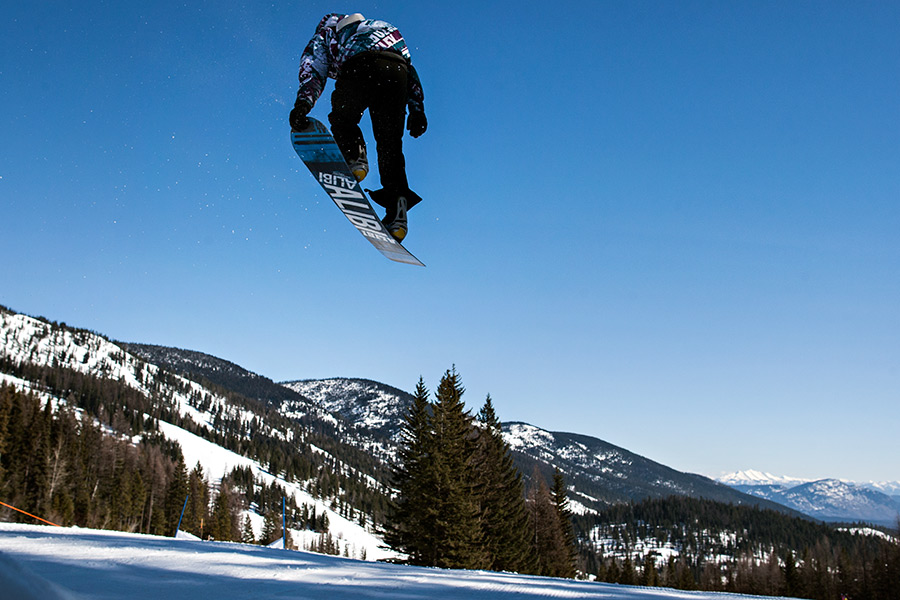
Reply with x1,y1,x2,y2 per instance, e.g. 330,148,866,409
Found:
0,500,62,527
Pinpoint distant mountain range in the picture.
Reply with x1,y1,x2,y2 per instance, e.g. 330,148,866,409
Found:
717,470,900,527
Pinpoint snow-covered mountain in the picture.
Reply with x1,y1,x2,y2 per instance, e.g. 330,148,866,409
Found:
1,305,792,519
717,471,900,526
0,306,394,560
283,377,413,459
865,480,900,498
4,302,895,588
717,470,813,488
283,378,795,515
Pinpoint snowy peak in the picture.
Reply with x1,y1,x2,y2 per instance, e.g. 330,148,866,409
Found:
717,470,900,526
282,378,413,438
865,480,900,497
717,469,812,487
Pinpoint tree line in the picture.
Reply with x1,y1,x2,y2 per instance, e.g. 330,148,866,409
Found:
0,350,394,527
384,368,578,577
1,382,193,535
1,383,342,553
575,495,900,599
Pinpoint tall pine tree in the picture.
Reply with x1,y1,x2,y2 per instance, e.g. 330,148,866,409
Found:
182,463,211,538
385,377,437,565
210,481,239,541
550,467,578,577
528,468,576,578
474,395,537,574
387,371,545,573
163,454,189,536
428,367,486,570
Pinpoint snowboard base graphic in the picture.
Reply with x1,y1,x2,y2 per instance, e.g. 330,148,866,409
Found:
291,119,424,267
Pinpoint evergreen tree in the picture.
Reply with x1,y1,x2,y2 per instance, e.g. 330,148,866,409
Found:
386,368,490,570
24,398,52,515
620,555,637,585
428,367,487,570
528,470,574,578
47,404,79,526
108,445,133,530
0,384,13,484
384,377,436,565
474,395,536,574
676,558,696,590
241,514,256,544
183,463,211,538
641,552,660,587
163,454,189,536
550,467,577,577
262,510,282,545
210,482,239,542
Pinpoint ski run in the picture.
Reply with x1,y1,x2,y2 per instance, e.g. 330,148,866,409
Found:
0,523,800,600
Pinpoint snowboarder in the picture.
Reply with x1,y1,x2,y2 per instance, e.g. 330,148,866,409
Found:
289,13,427,242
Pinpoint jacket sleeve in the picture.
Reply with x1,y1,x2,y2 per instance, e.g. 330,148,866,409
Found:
295,30,331,109
407,63,425,114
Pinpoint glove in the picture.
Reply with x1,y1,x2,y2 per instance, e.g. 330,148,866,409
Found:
290,100,312,131
407,109,427,138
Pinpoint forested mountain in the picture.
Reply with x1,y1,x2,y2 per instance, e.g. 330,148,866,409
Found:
122,343,315,408
286,379,797,514
0,306,396,558
2,304,898,599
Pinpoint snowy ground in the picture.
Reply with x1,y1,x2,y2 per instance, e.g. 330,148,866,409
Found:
0,524,799,600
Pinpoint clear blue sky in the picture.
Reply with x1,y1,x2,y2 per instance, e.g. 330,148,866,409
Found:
2,1,898,482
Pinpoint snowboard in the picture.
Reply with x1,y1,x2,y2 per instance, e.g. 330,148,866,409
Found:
291,118,424,267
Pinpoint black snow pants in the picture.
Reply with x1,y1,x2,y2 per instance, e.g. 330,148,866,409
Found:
329,51,410,196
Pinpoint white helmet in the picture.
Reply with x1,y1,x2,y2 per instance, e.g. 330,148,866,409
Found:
337,13,365,32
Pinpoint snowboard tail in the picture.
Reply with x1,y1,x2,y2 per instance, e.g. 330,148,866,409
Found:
291,118,424,267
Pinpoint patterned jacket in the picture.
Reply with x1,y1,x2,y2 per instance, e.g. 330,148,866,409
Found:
296,14,425,114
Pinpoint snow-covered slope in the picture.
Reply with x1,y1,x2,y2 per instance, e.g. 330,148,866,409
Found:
0,523,801,600
283,377,412,445
0,307,392,560
0,309,253,435
154,418,394,560
1,310,154,391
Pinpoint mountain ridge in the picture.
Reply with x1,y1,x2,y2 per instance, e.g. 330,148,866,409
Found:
284,378,799,515
719,469,900,494
3,305,883,525
4,301,899,597
717,470,900,527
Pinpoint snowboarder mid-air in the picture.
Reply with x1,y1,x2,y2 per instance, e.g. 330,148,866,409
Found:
290,13,427,242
